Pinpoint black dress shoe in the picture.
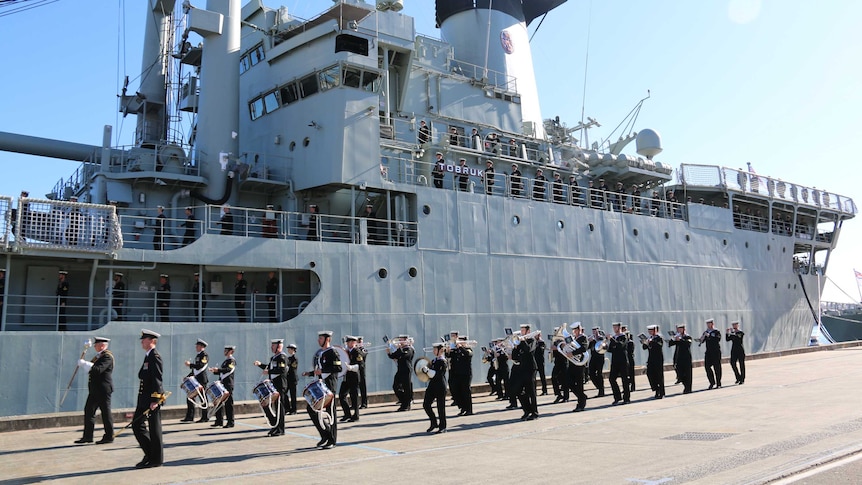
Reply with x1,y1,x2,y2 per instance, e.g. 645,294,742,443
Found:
317,438,328,447
74,438,93,444
196,418,209,423
708,384,715,390
339,416,350,422
224,422,234,428
180,418,194,423
268,430,284,437
611,400,621,406
520,413,529,421
552,396,562,404
96,437,114,444
135,457,150,468
505,404,518,410
716,383,722,388
526,413,537,421
359,404,368,409
144,462,163,468
435,428,447,434
211,422,223,427
321,441,335,449
348,415,359,422
426,425,437,433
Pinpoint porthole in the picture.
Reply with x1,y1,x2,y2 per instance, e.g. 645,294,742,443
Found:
303,137,310,147
557,220,565,230
685,234,691,242
378,268,388,279
767,244,771,251
408,267,418,278
633,228,639,236
722,239,727,246
794,284,797,289
589,223,595,232
289,141,296,151
782,247,786,253
309,261,316,268
512,215,521,226
787,283,791,289
422,205,431,215
745,242,749,248
774,282,778,289
664,232,669,240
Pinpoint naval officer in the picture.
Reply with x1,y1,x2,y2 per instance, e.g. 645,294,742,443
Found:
133,329,165,468
74,337,114,444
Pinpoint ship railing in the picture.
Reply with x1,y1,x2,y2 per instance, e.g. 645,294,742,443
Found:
13,198,122,253
0,291,317,330
447,58,518,93
682,164,856,216
0,195,12,248
118,206,417,249
235,151,291,184
732,211,770,233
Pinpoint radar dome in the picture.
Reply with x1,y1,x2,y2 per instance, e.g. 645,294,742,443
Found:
636,129,662,159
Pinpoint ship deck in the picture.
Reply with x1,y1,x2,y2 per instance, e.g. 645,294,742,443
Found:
3,345,862,484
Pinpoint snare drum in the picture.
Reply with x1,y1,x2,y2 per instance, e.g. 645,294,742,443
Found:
303,379,333,411
206,380,229,409
253,379,278,406
181,376,203,398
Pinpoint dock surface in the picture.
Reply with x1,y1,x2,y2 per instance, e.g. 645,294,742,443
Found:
2,346,862,484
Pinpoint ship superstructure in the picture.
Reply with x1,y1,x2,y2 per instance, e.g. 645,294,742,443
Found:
0,0,855,417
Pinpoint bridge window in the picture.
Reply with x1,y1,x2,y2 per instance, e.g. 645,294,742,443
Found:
299,74,319,98
343,67,362,88
249,97,265,120
263,91,280,114
280,82,299,105
240,44,265,74
319,66,341,92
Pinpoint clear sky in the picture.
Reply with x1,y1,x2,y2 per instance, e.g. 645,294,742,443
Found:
1,0,860,302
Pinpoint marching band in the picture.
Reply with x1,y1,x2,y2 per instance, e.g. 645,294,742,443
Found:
72,318,748,466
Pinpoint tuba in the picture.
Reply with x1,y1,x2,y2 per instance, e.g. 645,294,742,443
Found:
593,330,608,354
558,338,591,367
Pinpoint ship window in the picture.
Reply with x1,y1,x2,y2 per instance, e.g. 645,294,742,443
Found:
685,234,691,242
723,239,727,246
300,74,319,98
767,244,771,251
422,205,431,215
557,220,565,230
249,44,264,66
362,71,380,92
774,282,778,288
589,223,595,232
378,268,388,279
633,228,639,236
745,242,749,248
664,232,669,239
303,137,310,147
249,97,264,120
280,83,300,105
408,267,418,278
319,66,341,92
289,141,296,151
240,43,265,75
263,91,279,113
512,215,520,226
335,34,369,56
240,56,251,74
343,67,362,88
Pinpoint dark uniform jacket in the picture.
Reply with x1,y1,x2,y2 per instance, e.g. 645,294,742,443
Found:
215,356,236,389
533,340,547,366
389,347,415,378
668,334,693,366
427,356,448,392
512,339,536,373
138,349,164,406
112,280,125,308
259,352,288,391
643,335,664,368
356,346,368,371
726,330,745,354
316,347,342,392
187,350,209,386
234,278,247,303
448,347,473,377
157,282,170,308
265,277,278,300
89,350,114,396
703,329,722,355
57,279,69,303
286,353,298,384
345,347,362,385
607,334,630,370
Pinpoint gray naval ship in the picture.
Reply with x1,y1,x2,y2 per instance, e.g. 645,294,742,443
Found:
0,0,856,417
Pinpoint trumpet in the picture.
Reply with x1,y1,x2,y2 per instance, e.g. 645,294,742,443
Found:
513,330,542,343
697,330,709,347
387,337,414,352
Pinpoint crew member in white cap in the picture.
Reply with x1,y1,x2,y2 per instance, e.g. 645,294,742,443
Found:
387,334,415,411
302,330,341,449
422,342,448,433
153,205,166,250
669,324,693,394
210,345,237,428
726,321,746,384
182,339,209,423
286,344,299,414
606,322,631,405
588,326,606,398
181,207,197,247
133,329,165,468
157,274,170,322
57,271,69,331
432,152,445,188
701,318,723,389
255,339,288,437
564,323,589,412
74,337,114,444
338,336,361,422
111,273,125,321
643,325,665,399
508,323,538,420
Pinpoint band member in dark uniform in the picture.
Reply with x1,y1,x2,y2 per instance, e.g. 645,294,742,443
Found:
111,273,125,321
133,329,164,468
357,336,369,408
562,323,589,411
234,271,247,322
508,324,538,420
643,325,665,399
209,345,236,428
286,344,299,414
668,324,693,394
494,338,510,402
726,321,746,384
551,327,569,403
387,335,415,411
588,326,606,397
57,270,69,331
255,339,288,437
75,337,114,444
533,333,548,396
156,274,170,322
302,330,341,449
700,318,723,389
621,324,636,392
607,322,631,405
265,271,278,322
182,339,209,423
339,336,362,422
482,343,497,396
422,342,448,433
447,333,474,416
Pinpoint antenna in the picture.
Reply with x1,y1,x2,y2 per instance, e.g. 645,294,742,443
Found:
579,0,593,148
